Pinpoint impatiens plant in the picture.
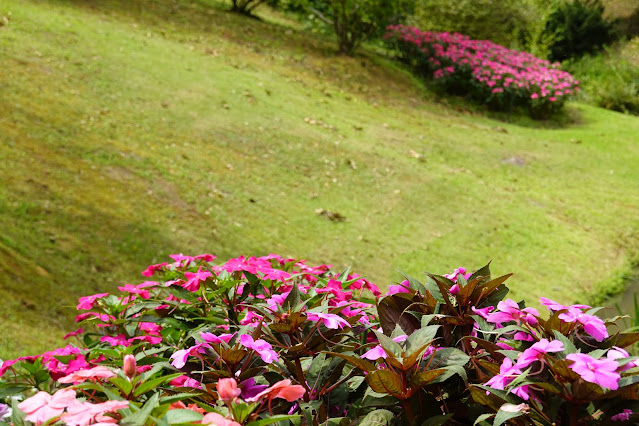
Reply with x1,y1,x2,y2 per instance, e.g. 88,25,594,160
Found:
384,25,580,118
1,254,638,425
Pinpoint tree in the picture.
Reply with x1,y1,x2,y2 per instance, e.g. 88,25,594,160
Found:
308,0,411,55
231,0,267,15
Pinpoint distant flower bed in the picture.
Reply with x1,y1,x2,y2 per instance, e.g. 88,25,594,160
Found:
1,254,638,425
385,25,580,118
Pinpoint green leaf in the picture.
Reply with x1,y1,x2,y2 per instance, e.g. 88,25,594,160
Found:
159,392,202,405
366,370,404,397
552,330,576,357
421,414,454,426
247,415,302,426
356,409,394,425
324,352,376,373
494,404,525,426
120,392,160,426
133,373,184,397
398,271,426,294
11,399,26,426
282,283,302,311
409,369,446,387
405,326,440,358
110,377,133,395
377,294,421,335
468,262,491,283
164,409,203,424
473,413,494,425
374,330,403,358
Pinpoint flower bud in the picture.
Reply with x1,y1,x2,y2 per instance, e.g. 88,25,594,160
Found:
217,378,241,404
123,354,137,379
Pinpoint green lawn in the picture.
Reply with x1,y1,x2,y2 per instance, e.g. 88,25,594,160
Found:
1,0,639,358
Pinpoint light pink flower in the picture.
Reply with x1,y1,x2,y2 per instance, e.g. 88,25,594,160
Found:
201,412,241,426
217,378,242,403
18,388,77,425
60,399,128,426
246,379,306,403
58,366,115,384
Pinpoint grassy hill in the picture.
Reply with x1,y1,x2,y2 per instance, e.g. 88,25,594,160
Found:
1,0,639,358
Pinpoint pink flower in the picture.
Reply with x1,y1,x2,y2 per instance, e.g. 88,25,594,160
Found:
239,335,279,363
515,339,564,369
217,378,242,403
559,310,608,342
361,335,407,361
76,293,109,310
386,280,410,296
170,342,211,369
246,379,306,403
18,388,77,425
183,269,212,292
240,310,262,327
58,366,115,384
566,353,620,390
449,284,460,295
306,312,350,329
486,358,522,390
261,268,291,281
201,412,241,426
201,332,235,344
63,328,84,340
486,299,538,326
123,355,137,379
141,262,168,277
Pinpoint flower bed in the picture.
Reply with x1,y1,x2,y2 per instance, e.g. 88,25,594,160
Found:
385,25,581,118
1,254,638,425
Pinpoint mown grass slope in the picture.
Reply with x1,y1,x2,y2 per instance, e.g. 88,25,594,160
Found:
1,0,639,358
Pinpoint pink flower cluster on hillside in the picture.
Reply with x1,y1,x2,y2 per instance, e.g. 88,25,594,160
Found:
385,25,579,114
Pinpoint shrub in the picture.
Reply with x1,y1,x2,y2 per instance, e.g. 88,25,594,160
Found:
1,254,638,425
385,25,580,118
544,0,618,62
566,44,639,114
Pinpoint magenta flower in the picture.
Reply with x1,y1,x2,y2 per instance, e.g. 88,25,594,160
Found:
611,409,633,422
76,293,109,310
306,312,350,329
566,353,620,390
486,299,538,326
559,310,608,342
361,335,407,361
386,280,410,296
183,269,212,292
200,332,235,345
141,262,168,277
239,335,279,363
515,339,564,369
607,346,639,371
485,358,522,390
